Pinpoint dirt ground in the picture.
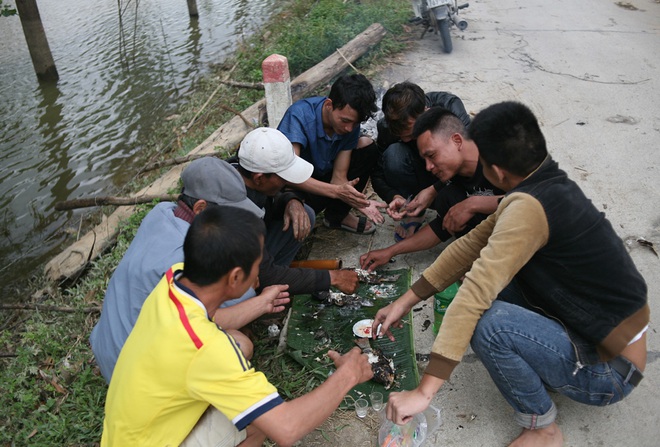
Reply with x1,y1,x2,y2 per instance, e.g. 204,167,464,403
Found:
294,0,660,445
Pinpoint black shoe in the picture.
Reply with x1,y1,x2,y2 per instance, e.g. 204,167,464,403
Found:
409,16,423,25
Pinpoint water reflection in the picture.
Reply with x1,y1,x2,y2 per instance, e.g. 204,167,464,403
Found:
0,0,275,299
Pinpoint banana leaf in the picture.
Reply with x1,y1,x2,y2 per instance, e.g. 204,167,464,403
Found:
285,268,419,409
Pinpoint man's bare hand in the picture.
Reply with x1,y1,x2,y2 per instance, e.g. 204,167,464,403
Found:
335,178,369,209
371,299,409,342
329,269,359,294
442,199,474,235
406,186,438,216
387,196,409,221
327,347,373,384
257,284,291,314
359,200,387,225
386,388,433,426
283,199,311,241
359,247,393,272
387,186,437,220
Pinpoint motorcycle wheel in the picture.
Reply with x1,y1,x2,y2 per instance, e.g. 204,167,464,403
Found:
439,19,453,53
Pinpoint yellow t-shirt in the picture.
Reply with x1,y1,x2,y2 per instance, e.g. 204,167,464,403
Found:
101,264,282,446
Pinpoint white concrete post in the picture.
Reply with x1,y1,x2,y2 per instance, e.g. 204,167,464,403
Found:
262,54,292,128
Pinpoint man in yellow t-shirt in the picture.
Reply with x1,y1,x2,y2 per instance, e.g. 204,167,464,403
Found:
101,206,373,446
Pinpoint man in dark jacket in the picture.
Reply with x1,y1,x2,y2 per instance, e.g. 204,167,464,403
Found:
371,82,473,241
373,102,649,447
361,107,502,271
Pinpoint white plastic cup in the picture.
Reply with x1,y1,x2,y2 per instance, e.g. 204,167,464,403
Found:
355,398,369,418
370,391,384,412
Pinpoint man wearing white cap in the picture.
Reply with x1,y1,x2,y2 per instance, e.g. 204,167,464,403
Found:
232,127,360,296
236,127,315,266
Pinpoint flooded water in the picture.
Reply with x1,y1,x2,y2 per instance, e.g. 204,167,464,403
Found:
0,0,275,299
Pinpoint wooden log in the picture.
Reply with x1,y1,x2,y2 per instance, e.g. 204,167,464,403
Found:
44,23,387,282
54,194,178,211
218,80,265,90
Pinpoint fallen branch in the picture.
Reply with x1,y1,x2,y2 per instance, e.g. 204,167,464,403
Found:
54,194,178,211
218,103,257,129
336,47,360,74
277,308,293,354
141,153,228,175
0,303,102,313
219,79,265,90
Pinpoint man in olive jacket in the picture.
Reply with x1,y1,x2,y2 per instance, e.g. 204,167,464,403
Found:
373,102,649,447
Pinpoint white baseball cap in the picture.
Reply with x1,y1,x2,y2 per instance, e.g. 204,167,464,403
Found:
238,128,313,184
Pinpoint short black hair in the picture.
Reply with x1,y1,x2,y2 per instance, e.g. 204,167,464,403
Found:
328,74,377,122
183,206,266,286
412,107,466,140
382,82,426,136
468,102,547,177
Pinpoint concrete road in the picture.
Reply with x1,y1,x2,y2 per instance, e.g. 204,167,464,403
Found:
299,0,659,445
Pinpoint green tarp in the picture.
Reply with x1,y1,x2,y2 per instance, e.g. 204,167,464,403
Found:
286,268,419,408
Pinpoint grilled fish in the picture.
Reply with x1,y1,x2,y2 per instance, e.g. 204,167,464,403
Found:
355,338,395,389
355,269,401,284
312,290,373,308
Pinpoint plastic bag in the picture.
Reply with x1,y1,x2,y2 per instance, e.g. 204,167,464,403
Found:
378,405,441,447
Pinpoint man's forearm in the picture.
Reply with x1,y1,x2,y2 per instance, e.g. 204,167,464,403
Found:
213,300,262,330
390,225,442,257
254,364,361,446
465,195,502,214
294,177,338,199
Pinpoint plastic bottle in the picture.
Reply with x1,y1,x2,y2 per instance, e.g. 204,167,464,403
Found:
378,406,442,447
433,282,460,335
378,412,426,447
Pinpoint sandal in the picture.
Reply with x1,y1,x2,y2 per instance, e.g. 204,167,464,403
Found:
394,220,423,242
323,216,376,235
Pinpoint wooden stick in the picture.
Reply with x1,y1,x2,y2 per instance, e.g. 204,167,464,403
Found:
140,152,227,174
218,79,265,90
54,194,177,211
335,47,360,74
217,103,257,129
0,303,102,313
277,308,293,354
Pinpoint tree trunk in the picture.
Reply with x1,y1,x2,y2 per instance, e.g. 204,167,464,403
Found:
16,0,59,82
186,0,198,17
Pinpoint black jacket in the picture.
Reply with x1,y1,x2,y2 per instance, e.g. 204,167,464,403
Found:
371,92,471,203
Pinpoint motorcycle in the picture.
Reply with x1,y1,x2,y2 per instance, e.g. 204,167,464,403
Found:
410,0,469,54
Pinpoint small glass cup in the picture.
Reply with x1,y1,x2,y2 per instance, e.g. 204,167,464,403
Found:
370,391,384,412
355,398,369,418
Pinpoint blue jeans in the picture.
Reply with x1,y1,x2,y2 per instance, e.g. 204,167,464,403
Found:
470,298,638,429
